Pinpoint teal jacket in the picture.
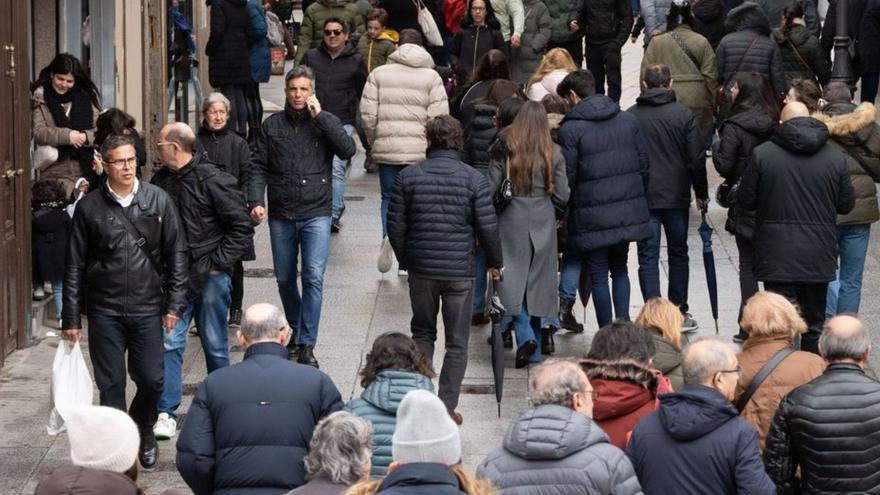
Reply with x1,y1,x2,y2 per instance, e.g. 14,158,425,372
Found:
345,370,435,477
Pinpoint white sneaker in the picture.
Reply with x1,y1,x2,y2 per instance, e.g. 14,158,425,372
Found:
153,412,177,440
378,237,393,273
398,269,408,277
33,287,45,300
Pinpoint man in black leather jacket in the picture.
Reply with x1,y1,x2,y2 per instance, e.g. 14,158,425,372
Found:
567,0,633,102
151,122,254,443
62,134,188,470
764,315,880,494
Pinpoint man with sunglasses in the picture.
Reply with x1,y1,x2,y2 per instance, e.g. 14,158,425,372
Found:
62,134,188,470
626,338,775,495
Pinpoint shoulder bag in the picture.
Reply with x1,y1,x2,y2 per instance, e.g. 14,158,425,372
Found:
106,201,163,277
413,0,444,47
716,36,760,112
669,31,702,74
735,347,795,412
493,158,514,214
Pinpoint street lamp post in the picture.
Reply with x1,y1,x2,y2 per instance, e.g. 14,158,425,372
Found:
830,0,856,86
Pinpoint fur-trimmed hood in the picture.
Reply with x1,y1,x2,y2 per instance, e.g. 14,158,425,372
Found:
580,358,659,392
813,102,878,138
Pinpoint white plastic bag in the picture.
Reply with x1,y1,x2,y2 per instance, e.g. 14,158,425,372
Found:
47,341,94,435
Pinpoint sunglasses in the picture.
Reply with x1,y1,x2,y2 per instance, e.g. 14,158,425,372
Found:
324,29,344,36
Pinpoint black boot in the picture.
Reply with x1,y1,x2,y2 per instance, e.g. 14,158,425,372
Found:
139,429,159,471
515,340,538,369
502,330,513,349
541,326,556,354
228,308,242,328
559,297,584,333
298,345,319,368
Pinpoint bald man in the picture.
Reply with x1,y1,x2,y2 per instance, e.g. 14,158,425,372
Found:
151,122,254,441
626,338,775,494
764,315,880,494
738,101,855,354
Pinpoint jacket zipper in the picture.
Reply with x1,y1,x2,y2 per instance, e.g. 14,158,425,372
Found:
473,27,481,72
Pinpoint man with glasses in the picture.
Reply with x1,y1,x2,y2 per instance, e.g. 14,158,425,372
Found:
151,122,254,442
477,360,642,494
62,134,188,470
626,338,775,494
300,17,368,232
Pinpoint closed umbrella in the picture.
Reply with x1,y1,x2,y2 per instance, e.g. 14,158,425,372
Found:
699,211,720,334
488,276,506,417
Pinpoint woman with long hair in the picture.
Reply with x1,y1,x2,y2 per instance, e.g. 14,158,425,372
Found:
771,2,830,87
31,53,102,195
711,71,780,343
489,101,569,368
451,0,506,84
636,297,688,390
526,48,578,101
452,49,510,122
94,108,147,178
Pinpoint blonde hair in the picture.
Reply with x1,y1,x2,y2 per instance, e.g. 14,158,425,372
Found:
740,291,807,337
636,298,684,348
527,48,578,88
345,464,495,495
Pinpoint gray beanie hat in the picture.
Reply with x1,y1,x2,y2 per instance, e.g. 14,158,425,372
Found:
392,390,461,465
64,405,140,473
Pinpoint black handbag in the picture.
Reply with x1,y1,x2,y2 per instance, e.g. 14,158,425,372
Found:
716,179,739,209
493,158,514,214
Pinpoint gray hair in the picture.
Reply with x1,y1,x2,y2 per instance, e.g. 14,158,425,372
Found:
682,338,735,385
100,133,136,161
529,360,588,407
819,315,870,362
285,65,316,89
304,411,373,484
241,303,288,342
201,92,231,116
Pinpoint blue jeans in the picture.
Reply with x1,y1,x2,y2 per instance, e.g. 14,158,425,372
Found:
542,252,581,328
586,242,631,327
332,124,355,220
158,272,232,418
502,302,542,363
637,208,690,312
826,223,871,316
379,164,405,237
473,246,487,314
51,280,62,320
269,216,331,346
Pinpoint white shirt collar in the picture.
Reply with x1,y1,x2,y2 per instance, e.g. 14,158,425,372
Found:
108,178,140,208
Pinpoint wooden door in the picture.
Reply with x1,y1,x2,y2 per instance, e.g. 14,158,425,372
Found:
0,1,32,367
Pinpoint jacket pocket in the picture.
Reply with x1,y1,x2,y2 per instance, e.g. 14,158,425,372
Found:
298,173,330,209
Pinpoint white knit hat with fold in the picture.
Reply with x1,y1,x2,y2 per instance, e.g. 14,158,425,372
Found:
64,405,140,473
392,390,461,466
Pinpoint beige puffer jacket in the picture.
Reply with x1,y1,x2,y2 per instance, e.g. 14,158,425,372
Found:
359,44,449,166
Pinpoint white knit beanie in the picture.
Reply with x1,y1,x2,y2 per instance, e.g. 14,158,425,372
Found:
392,390,461,465
64,406,140,473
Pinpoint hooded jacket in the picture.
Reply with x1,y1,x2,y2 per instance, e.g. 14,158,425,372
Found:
692,0,725,49
771,25,830,87
627,88,708,209
558,94,652,251
757,0,820,35
545,0,585,44
295,0,366,64
626,384,776,495
360,44,449,166
738,117,856,283
639,0,673,45
35,465,140,495
717,2,786,97
301,42,368,125
450,24,506,81
509,0,552,84
812,102,880,226
649,330,684,390
345,370,435,477
477,404,643,495
357,29,398,72
462,103,498,173
568,0,634,46
206,0,254,87
376,463,467,494
246,0,271,83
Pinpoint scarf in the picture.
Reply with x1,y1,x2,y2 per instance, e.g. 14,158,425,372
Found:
42,82,96,178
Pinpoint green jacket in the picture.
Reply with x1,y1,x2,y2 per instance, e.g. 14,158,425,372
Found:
650,330,684,391
357,29,397,72
296,0,366,63
544,0,585,43
490,0,525,41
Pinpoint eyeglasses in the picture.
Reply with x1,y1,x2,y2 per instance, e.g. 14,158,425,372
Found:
106,156,137,168
717,365,743,376
157,141,178,149
324,29,344,36
471,5,486,10
582,390,599,400
206,109,227,116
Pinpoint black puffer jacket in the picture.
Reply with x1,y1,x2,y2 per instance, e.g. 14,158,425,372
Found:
821,0,869,66
771,25,830,86
206,0,254,87
558,95,652,251
756,0,820,35
568,0,633,46
692,0,725,49
627,88,707,209
764,363,880,495
462,103,498,173
249,106,356,220
451,24,507,82
63,182,188,329
859,0,880,73
738,117,855,283
300,43,368,125
387,149,503,278
712,108,778,238
196,125,250,189
152,154,255,301
717,2,786,97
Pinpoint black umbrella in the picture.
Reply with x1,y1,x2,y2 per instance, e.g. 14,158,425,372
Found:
699,211,720,334
488,276,506,417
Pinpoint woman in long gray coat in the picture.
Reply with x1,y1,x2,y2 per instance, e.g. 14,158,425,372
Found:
489,101,570,368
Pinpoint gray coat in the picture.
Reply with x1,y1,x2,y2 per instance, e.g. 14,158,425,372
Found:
510,0,552,84
477,404,644,495
489,144,570,318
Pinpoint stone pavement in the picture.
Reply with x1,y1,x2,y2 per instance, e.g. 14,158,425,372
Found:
2,41,880,495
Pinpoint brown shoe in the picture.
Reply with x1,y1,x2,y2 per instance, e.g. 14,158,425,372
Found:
471,313,490,326
449,410,463,425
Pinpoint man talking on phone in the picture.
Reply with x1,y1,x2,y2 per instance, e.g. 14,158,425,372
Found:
248,65,356,368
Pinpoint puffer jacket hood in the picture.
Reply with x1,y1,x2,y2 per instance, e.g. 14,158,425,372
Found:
35,465,140,495
591,379,655,422
388,43,435,69
635,87,677,106
771,24,811,45
727,109,779,138
563,94,620,123
659,384,739,441
725,2,771,34
813,101,877,144
503,404,608,460
770,116,829,154
360,370,435,414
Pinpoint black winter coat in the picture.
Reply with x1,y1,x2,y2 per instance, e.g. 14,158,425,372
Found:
559,95,652,251
152,155,255,302
821,0,869,67
756,0,820,35
712,108,778,238
692,0,725,49
196,124,250,190
764,363,880,495
32,205,70,282
176,342,344,495
206,0,254,87
249,106,356,220
625,384,776,495
462,103,498,173
387,149,503,278
738,117,856,283
451,24,506,82
377,463,468,494
568,0,633,46
63,182,188,329
627,88,708,209
771,25,831,86
858,0,880,73
300,43,368,125
717,3,786,97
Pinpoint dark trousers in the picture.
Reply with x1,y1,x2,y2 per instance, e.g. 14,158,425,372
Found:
218,84,249,138
861,72,879,104
87,313,164,432
548,38,584,67
231,260,244,313
735,235,759,331
244,81,264,143
764,281,828,355
585,241,631,327
637,208,690,312
408,275,473,412
586,41,623,102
